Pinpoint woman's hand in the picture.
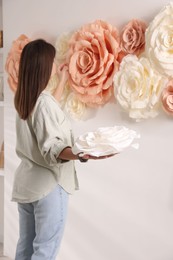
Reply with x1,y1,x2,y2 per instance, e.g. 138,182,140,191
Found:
57,63,69,86
78,152,118,162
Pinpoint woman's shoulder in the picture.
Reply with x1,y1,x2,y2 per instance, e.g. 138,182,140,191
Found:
32,90,65,122
35,90,61,112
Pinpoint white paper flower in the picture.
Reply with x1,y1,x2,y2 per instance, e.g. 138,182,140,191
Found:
64,92,86,120
59,83,71,108
72,126,140,156
114,55,167,121
55,32,73,64
145,2,173,76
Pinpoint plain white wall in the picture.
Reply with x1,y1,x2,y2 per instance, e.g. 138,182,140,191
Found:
3,0,173,259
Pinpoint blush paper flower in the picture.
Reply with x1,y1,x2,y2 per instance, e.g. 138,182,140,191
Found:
119,19,147,61
145,2,173,76
161,80,173,115
72,126,140,156
66,20,120,106
5,34,30,92
114,55,167,121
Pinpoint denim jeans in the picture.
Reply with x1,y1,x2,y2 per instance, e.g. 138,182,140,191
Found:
15,185,69,260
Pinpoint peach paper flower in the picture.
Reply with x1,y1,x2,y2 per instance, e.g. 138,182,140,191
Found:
67,20,120,107
161,80,173,115
118,19,147,62
5,34,30,92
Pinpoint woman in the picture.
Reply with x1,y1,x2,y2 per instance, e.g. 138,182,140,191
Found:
12,39,114,260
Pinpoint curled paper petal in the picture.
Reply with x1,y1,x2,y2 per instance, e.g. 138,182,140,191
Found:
72,126,140,156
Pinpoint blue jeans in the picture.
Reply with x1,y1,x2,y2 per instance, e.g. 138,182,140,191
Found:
15,185,69,260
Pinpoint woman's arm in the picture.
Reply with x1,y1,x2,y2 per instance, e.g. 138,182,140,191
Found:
58,147,117,162
53,64,68,101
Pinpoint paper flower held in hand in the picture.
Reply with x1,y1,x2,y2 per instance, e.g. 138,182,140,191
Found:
72,126,140,156
5,34,30,92
66,20,120,106
118,19,147,61
145,2,173,76
161,80,173,115
114,55,167,121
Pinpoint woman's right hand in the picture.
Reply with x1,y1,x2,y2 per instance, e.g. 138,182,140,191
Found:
57,63,69,85
53,64,69,101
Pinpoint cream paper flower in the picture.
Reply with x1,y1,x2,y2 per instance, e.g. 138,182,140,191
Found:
46,74,59,94
114,55,167,121
55,32,72,64
72,126,140,156
59,82,71,108
64,92,86,121
145,2,173,76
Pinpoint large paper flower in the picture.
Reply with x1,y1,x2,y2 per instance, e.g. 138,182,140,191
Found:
66,20,120,106
161,80,173,115
5,34,30,92
114,55,167,121
145,2,173,76
118,19,147,61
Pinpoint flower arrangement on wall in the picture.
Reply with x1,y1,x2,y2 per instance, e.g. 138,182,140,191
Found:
5,2,173,121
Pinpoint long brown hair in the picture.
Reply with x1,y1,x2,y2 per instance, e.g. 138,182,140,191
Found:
14,39,56,120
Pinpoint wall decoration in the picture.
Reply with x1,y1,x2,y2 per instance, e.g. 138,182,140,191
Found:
118,19,147,62
5,2,173,121
113,55,167,121
161,80,173,115
5,34,30,92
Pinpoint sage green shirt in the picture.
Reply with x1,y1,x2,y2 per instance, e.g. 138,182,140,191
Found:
12,91,79,203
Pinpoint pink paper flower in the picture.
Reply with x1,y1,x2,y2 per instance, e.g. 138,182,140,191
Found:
67,20,120,106
161,81,173,115
118,19,146,62
5,34,30,92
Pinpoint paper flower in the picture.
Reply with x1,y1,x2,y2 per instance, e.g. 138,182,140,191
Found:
5,34,30,92
64,92,86,120
161,80,173,115
46,73,59,94
145,2,173,76
55,32,73,64
72,125,140,156
66,20,120,106
118,19,147,61
114,55,167,121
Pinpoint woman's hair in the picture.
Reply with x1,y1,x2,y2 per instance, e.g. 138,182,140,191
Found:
14,39,56,120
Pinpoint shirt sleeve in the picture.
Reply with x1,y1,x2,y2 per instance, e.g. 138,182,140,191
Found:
31,101,70,166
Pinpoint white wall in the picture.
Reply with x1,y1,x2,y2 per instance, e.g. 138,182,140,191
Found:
3,0,173,259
